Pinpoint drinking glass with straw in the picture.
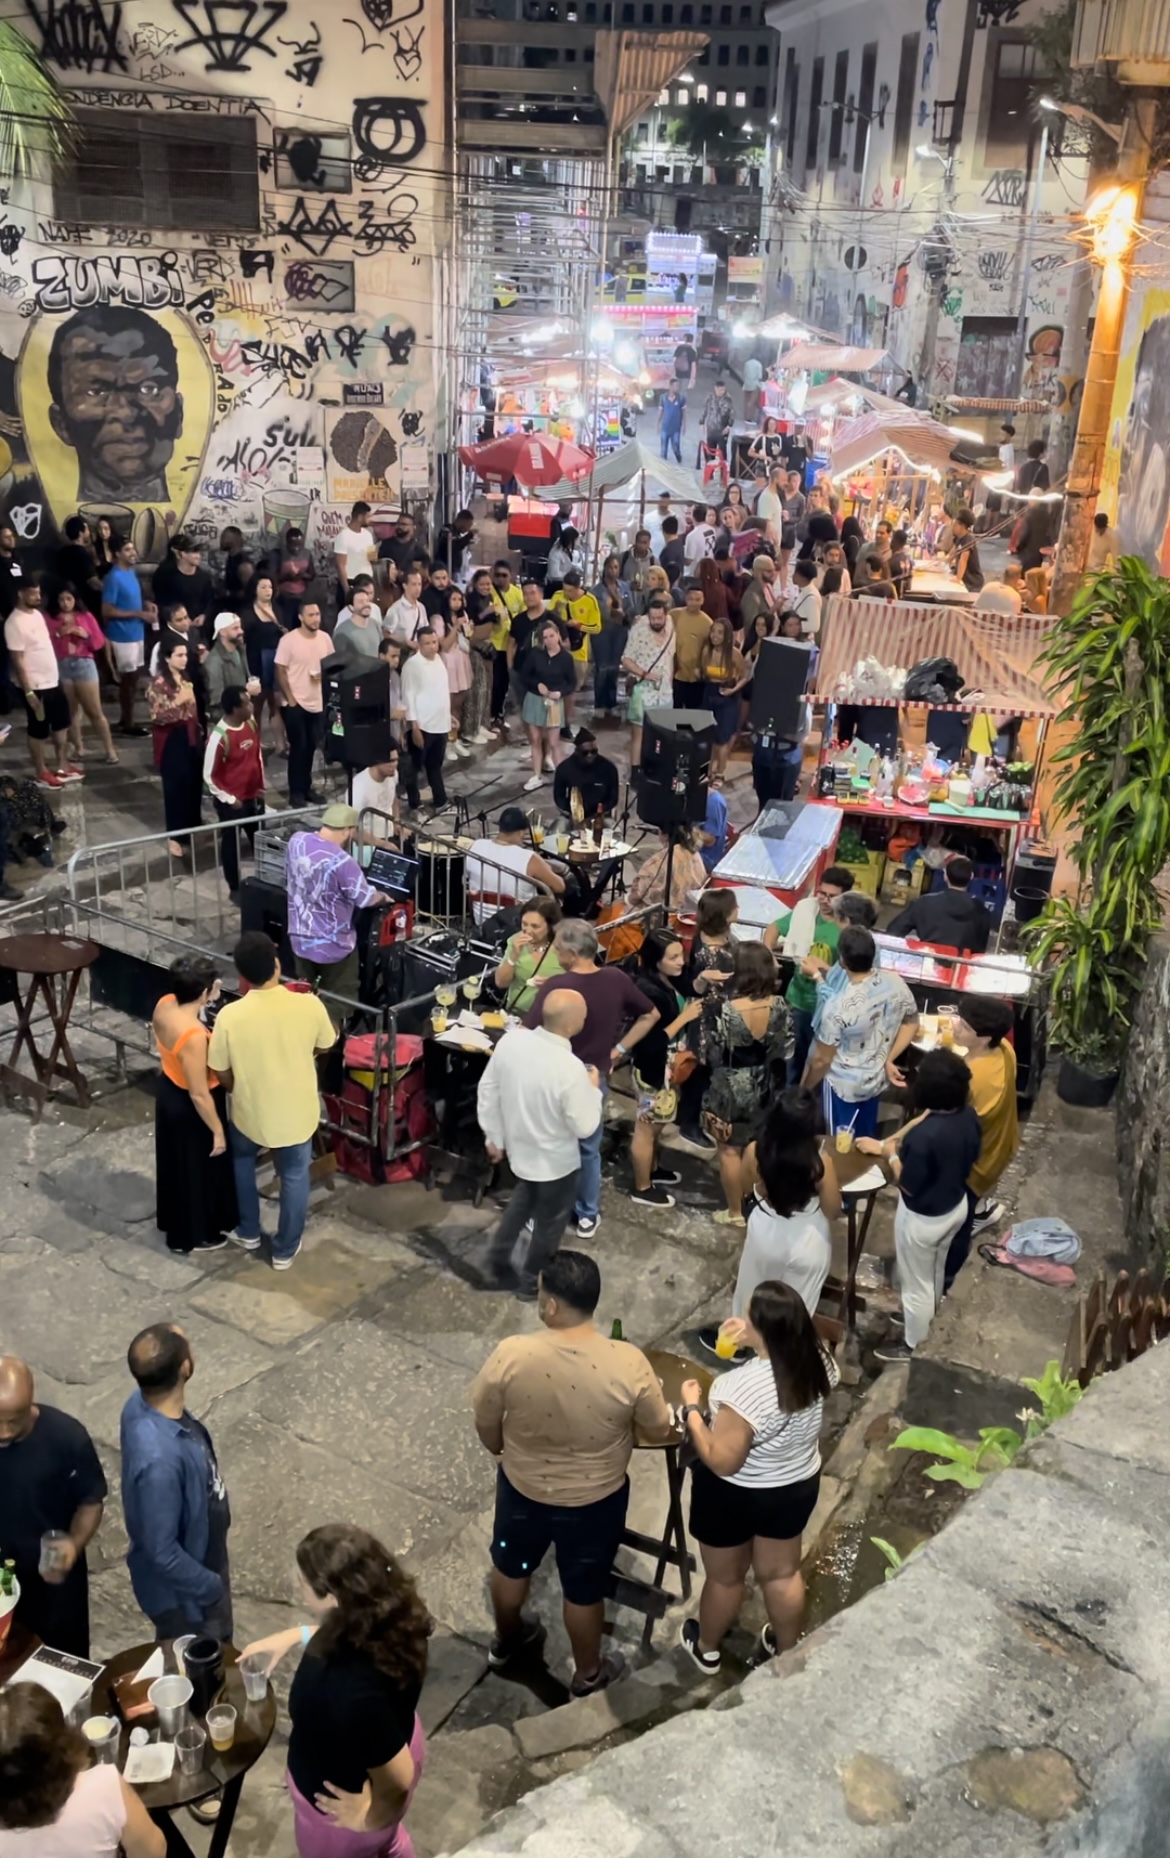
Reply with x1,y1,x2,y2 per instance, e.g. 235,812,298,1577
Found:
835,1108,859,1154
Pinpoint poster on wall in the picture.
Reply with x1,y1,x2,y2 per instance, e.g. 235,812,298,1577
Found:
14,301,213,561
1103,285,1170,574
325,407,400,506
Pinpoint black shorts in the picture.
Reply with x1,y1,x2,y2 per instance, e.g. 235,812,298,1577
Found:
688,1459,820,1548
490,1469,628,1607
22,685,70,740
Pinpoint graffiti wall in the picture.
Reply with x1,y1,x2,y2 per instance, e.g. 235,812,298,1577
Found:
0,0,447,574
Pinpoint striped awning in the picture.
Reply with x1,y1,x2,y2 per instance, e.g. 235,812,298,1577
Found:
944,397,1051,413
827,410,964,481
814,593,1057,719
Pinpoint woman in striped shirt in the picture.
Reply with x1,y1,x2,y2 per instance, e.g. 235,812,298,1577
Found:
679,1280,838,1670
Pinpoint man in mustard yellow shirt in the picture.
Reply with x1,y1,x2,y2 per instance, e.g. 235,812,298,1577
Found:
208,932,336,1271
549,568,602,736
489,559,525,730
943,994,1019,1289
670,580,713,707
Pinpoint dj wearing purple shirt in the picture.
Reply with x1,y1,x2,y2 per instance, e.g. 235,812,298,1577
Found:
285,803,392,1016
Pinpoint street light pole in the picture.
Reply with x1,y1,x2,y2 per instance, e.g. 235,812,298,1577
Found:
1050,93,1157,615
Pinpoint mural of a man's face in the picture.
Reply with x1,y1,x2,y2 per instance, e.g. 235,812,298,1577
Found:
47,308,184,504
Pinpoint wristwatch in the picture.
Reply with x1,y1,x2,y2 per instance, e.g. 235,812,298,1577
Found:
678,1402,704,1426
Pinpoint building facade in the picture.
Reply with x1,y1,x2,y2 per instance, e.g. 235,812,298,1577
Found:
0,0,449,578
762,0,1089,424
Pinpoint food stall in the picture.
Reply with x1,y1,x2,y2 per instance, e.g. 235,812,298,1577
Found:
824,408,977,536
538,436,707,565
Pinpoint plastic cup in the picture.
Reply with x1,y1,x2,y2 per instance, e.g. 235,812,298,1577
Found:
239,1655,269,1703
714,1331,739,1361
556,833,570,855
173,1634,197,1675
39,1529,71,1578
206,1705,236,1753
431,1009,448,1034
148,1675,193,1738
82,1716,120,1764
835,1128,854,1154
175,1725,207,1774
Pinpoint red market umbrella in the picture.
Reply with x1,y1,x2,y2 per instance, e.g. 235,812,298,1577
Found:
459,432,595,488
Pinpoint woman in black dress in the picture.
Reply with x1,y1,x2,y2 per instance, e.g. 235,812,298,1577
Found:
152,956,237,1253
241,572,287,754
240,1524,431,1858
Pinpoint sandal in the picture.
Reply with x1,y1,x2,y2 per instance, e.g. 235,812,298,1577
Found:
104,753,120,765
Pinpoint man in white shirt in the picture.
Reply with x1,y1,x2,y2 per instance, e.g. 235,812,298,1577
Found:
333,501,376,603
755,466,786,545
788,559,823,637
477,991,602,1296
683,503,718,568
400,626,451,809
997,424,1016,473
4,578,78,789
352,752,400,851
384,569,429,646
644,492,672,560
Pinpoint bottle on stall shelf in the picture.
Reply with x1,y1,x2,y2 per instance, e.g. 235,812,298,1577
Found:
610,1318,624,1341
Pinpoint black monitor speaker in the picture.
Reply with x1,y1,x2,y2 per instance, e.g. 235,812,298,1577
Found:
750,637,814,739
637,707,715,827
322,655,392,768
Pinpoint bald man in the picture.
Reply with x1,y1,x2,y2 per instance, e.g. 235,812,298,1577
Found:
0,1355,107,1656
120,1323,233,1641
477,990,603,1297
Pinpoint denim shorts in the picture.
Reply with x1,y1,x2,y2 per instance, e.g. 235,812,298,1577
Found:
57,656,98,684
490,1469,628,1606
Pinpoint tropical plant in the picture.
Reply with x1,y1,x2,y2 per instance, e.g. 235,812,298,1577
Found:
889,1360,1084,1492
0,21,73,181
1025,558,1170,1069
871,1537,926,1582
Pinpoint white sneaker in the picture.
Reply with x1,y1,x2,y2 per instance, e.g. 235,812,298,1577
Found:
473,728,494,744
523,773,544,792
542,758,555,773
452,741,471,760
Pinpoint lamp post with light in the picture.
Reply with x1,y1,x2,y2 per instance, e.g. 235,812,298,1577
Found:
1049,95,1157,614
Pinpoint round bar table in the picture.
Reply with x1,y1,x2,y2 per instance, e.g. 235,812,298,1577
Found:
0,932,99,1121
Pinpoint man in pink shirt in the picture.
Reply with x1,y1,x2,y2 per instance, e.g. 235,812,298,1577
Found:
4,579,81,790
274,600,334,807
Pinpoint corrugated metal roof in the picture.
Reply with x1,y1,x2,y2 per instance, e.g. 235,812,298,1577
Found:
593,30,710,139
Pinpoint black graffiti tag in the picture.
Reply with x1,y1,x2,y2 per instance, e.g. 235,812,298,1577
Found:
356,196,418,253
171,0,288,72
240,249,276,282
277,197,353,258
277,20,322,85
382,324,416,366
352,96,427,175
391,24,423,82
24,0,127,74
400,409,423,437
284,260,356,310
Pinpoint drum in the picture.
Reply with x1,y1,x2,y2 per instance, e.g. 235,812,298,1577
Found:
416,837,469,922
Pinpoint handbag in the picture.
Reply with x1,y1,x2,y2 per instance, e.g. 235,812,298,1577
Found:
545,695,565,729
668,1044,697,1085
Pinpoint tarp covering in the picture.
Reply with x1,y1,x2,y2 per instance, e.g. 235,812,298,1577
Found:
827,410,964,480
539,437,705,504
814,593,1057,719
593,29,709,137
780,344,898,374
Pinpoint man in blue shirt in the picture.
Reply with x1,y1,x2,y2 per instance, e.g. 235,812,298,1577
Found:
102,537,155,736
699,785,728,874
120,1323,233,1640
658,381,686,464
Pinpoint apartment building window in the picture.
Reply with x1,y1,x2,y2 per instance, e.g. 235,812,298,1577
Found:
717,43,729,63
642,3,654,19
699,2,711,18
739,3,751,16
716,88,727,104
806,55,824,167
621,3,633,18
984,39,1044,166
955,316,1017,398
754,43,768,63
781,45,797,160
736,43,748,63
696,81,708,98
720,3,731,18
635,120,649,142
854,42,876,171
752,85,765,106
675,87,689,103
891,31,919,174
698,44,709,62
680,1,691,15
56,107,259,231
661,3,673,17
827,49,848,163
734,89,746,106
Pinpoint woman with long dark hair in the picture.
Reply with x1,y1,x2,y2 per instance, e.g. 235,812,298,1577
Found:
240,1524,431,1858
698,616,748,782
626,928,692,1209
737,1088,842,1316
152,955,237,1254
147,637,203,859
241,571,287,755
679,1280,837,1670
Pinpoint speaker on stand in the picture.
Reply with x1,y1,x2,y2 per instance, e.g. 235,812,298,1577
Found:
636,707,716,908
322,656,393,771
749,638,814,739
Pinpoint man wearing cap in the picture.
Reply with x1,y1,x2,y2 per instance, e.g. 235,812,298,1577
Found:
206,612,259,723
285,804,395,1017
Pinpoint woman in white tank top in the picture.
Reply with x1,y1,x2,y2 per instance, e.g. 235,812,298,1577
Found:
0,1684,164,1858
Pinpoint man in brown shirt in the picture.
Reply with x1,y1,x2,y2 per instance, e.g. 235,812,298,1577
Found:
670,580,713,708
470,1249,674,1695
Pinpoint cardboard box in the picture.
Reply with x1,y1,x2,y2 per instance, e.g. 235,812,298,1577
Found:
837,855,886,899
880,860,929,906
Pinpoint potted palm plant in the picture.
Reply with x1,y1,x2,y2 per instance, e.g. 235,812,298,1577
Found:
0,1558,20,1651
1029,558,1170,1104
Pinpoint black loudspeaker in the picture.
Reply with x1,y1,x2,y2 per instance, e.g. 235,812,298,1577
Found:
322,655,392,768
238,875,293,972
750,637,814,739
637,707,715,826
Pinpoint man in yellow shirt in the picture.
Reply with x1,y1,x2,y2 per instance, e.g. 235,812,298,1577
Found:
670,580,713,707
944,995,1019,1288
549,568,602,735
489,559,526,730
208,932,336,1271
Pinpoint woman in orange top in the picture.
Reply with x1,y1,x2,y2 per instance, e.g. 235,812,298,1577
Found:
152,955,238,1254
